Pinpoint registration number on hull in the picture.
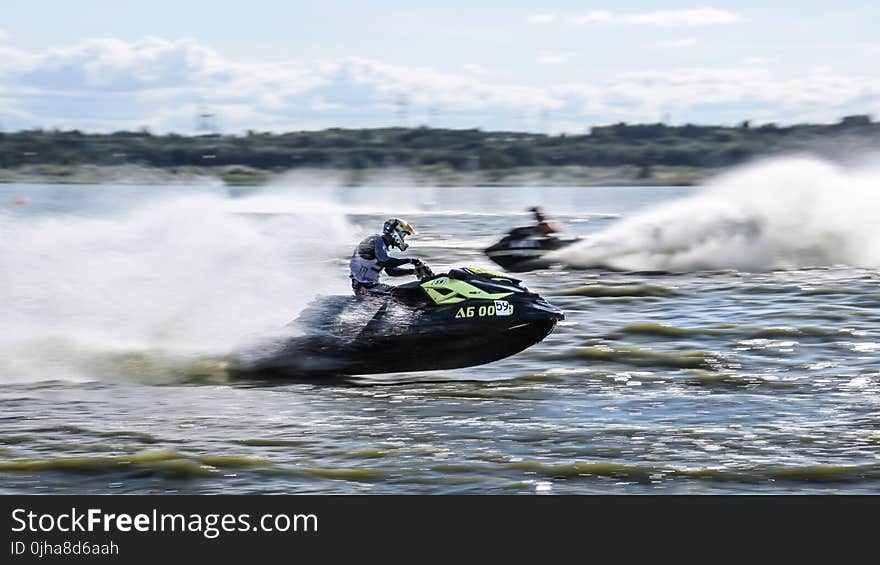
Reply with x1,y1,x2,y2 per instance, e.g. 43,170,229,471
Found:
455,301,513,318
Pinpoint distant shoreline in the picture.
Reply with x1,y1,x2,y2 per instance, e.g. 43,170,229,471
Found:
0,164,711,187
3,118,874,187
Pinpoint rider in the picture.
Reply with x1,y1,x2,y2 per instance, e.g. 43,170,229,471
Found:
349,218,425,296
508,207,560,238
529,206,560,235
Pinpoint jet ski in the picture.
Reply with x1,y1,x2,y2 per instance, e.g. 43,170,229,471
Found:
484,228,581,272
230,264,564,379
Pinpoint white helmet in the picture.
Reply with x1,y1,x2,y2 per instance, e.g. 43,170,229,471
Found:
382,218,417,251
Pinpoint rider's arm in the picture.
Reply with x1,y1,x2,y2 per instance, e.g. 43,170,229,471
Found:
374,237,414,270
386,265,415,277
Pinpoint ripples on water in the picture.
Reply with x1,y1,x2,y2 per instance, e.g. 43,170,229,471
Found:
1,179,879,494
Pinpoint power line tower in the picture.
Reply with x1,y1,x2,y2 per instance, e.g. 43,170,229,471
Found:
395,94,410,128
196,104,219,135
194,104,220,164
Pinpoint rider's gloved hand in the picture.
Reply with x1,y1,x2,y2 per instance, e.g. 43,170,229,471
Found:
410,258,423,266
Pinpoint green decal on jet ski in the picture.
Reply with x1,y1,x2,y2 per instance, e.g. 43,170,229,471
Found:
462,266,516,280
421,277,513,305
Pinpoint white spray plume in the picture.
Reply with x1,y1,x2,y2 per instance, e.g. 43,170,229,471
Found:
0,189,355,381
557,156,880,272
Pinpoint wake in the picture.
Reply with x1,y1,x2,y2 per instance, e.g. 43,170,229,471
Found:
0,188,355,383
557,156,880,272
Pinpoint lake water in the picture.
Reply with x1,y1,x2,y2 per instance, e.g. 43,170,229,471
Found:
1,159,879,494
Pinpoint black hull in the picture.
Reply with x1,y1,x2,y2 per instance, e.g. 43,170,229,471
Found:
231,319,558,379
485,253,554,272
485,236,579,272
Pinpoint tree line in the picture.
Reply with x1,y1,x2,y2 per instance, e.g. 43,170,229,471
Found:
0,115,876,172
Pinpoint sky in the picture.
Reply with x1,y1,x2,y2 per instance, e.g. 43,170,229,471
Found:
1,1,878,134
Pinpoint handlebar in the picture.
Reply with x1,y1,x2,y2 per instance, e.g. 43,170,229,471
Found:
413,260,434,280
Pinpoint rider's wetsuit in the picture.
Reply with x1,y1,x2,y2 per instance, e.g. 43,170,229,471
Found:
349,234,416,296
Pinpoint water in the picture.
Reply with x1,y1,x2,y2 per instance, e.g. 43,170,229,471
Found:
1,158,879,494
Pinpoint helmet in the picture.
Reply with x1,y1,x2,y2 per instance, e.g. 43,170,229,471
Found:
529,206,546,222
382,218,417,251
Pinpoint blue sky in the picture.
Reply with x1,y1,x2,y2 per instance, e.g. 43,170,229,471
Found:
1,1,878,133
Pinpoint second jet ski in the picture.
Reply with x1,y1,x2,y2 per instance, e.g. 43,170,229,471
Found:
485,207,580,272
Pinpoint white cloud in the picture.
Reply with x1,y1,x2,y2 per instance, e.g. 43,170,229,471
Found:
551,64,880,128
336,57,562,111
623,8,741,26
574,11,613,25
308,96,345,111
462,63,488,75
9,37,324,96
0,46,38,73
573,8,740,27
526,13,557,25
0,36,876,133
0,30,8,42
656,38,699,49
536,53,573,65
